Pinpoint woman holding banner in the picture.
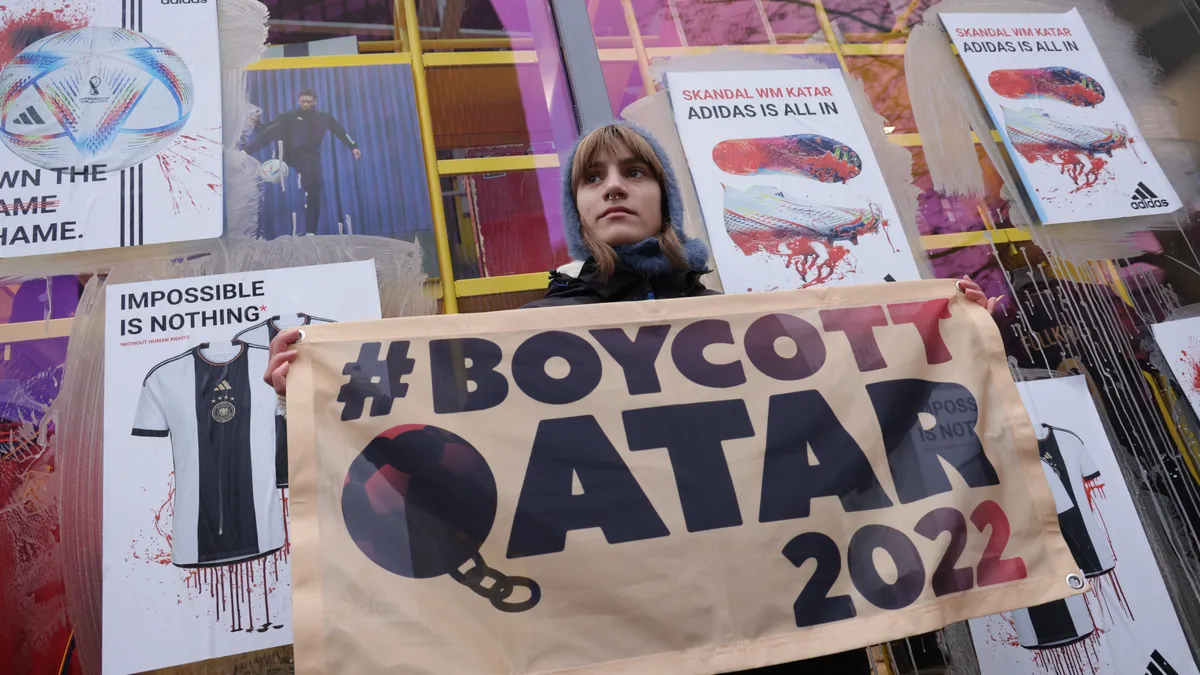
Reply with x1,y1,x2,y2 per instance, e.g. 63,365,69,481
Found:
264,122,1000,674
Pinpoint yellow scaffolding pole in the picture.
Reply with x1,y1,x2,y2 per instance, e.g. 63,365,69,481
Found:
403,0,459,313
620,0,656,96
812,0,849,72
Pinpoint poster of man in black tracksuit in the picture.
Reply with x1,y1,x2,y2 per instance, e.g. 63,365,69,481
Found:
245,90,362,235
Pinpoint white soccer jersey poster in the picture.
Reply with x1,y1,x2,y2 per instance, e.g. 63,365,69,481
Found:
0,0,223,259
102,261,380,675
968,376,1198,675
1151,317,1200,421
665,68,921,294
941,10,1181,226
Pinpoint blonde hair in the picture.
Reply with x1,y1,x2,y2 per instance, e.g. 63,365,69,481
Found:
570,124,687,279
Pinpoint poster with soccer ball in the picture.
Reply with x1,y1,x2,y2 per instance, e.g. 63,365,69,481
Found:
0,0,222,259
1151,317,1200,421
941,9,1182,226
665,68,922,294
101,261,381,675
968,376,1199,675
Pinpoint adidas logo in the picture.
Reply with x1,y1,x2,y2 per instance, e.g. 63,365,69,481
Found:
10,106,45,126
1131,182,1170,210
1145,649,1179,675
214,380,232,391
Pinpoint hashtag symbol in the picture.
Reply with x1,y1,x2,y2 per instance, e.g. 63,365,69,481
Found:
337,341,416,421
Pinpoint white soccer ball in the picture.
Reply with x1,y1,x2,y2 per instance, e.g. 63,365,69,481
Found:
0,26,194,171
259,158,288,184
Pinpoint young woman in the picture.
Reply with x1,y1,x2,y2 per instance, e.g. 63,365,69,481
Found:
263,122,999,674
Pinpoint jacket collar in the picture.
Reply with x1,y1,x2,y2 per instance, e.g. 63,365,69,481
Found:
571,258,703,300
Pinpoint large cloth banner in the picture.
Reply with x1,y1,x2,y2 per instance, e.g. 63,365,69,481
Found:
288,280,1082,675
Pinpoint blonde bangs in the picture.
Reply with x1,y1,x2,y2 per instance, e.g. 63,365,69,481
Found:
570,124,667,194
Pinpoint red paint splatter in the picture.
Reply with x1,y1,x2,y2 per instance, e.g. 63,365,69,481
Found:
0,6,90,65
1080,477,1133,621
155,129,222,215
1016,145,1111,192
1031,632,1104,675
712,136,862,183
132,475,290,632
991,613,1105,674
1083,478,1119,569
728,229,855,288
1086,571,1133,623
988,69,1105,108
1181,348,1200,397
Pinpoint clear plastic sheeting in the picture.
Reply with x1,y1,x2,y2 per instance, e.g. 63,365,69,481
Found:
49,237,432,673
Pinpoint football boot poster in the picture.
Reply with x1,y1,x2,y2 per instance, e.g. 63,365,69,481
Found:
101,261,380,674
666,68,922,293
942,9,1181,225
0,0,222,258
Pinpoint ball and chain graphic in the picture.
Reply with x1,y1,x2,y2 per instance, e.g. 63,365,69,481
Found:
341,423,541,613
0,26,194,170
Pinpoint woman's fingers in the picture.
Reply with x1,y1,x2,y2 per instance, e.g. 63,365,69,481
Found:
271,361,291,396
269,327,302,358
264,329,303,387
263,349,298,386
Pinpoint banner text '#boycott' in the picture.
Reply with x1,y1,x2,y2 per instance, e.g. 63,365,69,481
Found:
339,297,1002,542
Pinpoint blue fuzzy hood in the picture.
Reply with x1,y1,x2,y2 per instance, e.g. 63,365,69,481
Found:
560,121,709,274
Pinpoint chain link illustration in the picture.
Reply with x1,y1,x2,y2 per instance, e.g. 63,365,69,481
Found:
448,552,541,613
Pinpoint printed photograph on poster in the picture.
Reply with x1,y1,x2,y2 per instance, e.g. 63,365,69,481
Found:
941,10,1181,226
100,261,382,675
968,375,1198,675
244,61,435,251
0,0,223,258
1151,317,1200,420
665,68,921,293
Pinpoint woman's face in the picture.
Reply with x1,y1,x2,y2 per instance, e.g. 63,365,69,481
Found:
575,143,663,247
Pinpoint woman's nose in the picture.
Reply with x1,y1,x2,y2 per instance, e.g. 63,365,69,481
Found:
602,175,627,200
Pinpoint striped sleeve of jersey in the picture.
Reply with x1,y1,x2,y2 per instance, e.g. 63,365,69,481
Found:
132,353,188,437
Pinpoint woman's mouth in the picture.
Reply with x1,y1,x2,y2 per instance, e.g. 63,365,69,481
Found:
601,206,635,218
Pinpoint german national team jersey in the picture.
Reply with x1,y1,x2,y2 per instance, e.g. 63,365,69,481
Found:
233,312,334,346
1009,459,1096,649
1012,594,1094,650
234,313,333,488
132,342,284,567
1039,425,1114,577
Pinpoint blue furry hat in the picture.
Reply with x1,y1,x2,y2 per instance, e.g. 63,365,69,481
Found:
561,121,709,274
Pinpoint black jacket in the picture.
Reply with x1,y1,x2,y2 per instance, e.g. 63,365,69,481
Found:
523,259,872,675
245,109,358,157
524,259,718,308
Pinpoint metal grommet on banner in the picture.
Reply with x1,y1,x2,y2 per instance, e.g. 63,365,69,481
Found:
296,329,307,343
1066,573,1085,590
955,279,966,293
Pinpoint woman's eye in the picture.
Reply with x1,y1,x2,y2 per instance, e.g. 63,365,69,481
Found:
628,167,645,178
585,174,602,184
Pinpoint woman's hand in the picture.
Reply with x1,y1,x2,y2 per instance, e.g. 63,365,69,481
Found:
957,275,1003,316
264,327,302,396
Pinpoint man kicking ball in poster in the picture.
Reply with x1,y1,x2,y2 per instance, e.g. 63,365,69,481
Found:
246,90,363,235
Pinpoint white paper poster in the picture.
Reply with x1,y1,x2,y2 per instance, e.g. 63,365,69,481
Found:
665,68,921,293
1151,317,1200,420
942,10,1181,226
969,376,1198,675
101,261,381,675
0,0,223,258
